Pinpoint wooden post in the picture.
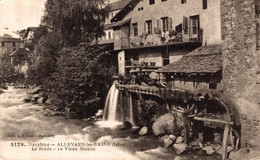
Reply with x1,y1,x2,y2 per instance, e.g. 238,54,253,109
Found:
222,124,230,160
119,91,123,122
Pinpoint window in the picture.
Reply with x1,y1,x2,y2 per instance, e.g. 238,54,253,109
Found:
13,42,16,47
162,0,167,2
149,0,155,5
108,32,111,39
1,42,5,47
190,15,199,35
203,0,207,9
132,23,138,36
181,0,186,4
162,17,168,32
162,47,169,66
146,20,152,34
13,48,16,52
209,83,217,89
150,62,156,66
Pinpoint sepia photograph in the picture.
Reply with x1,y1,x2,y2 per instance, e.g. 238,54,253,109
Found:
0,0,260,160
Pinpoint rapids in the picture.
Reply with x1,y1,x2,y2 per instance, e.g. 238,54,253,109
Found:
0,86,218,160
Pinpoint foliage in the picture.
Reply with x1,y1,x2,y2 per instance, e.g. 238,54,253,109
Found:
27,32,62,85
137,98,168,128
43,0,107,45
24,26,49,51
51,44,116,117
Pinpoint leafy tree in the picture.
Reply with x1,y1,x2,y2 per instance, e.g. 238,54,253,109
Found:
42,0,107,45
24,26,49,51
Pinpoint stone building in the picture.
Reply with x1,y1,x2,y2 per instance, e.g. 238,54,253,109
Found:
108,0,260,150
98,0,132,45
110,0,222,76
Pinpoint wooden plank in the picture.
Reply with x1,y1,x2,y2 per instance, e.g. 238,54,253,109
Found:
222,124,229,160
193,117,234,125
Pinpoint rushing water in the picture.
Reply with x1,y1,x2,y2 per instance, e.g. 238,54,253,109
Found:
0,86,218,160
103,82,119,121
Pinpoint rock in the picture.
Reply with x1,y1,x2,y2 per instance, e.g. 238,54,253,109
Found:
0,89,4,94
169,135,177,141
202,146,215,155
139,126,148,136
23,97,31,103
159,135,169,142
95,109,103,120
229,148,250,160
174,156,183,160
152,113,176,136
45,99,51,105
214,133,222,144
176,136,184,144
29,87,42,94
120,121,132,130
173,143,188,155
164,138,173,148
37,97,44,104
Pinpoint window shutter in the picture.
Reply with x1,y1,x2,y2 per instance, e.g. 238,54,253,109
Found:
144,22,146,33
183,16,188,34
130,24,134,37
168,17,172,31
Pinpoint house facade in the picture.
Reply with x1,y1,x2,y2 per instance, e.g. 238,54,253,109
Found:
98,0,132,45
111,0,222,76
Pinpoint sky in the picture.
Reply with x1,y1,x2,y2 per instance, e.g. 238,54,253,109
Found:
0,0,46,32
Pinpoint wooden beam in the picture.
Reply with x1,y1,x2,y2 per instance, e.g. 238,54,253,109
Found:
222,124,230,160
193,117,234,125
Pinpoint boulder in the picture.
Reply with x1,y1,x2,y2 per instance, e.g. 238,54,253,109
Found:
23,97,31,103
202,146,215,155
174,156,184,160
173,143,188,155
169,135,177,141
159,135,169,142
164,138,173,148
29,87,42,94
139,126,148,136
45,99,51,105
152,113,176,136
0,89,4,94
120,121,132,130
176,136,184,144
37,97,44,104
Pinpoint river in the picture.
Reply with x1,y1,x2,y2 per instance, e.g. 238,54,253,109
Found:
0,86,219,160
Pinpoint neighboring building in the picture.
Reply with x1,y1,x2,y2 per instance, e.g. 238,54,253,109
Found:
98,0,132,45
23,27,38,43
111,0,221,76
0,29,22,83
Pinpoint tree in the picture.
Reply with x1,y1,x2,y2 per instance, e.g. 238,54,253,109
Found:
24,26,49,51
42,0,107,45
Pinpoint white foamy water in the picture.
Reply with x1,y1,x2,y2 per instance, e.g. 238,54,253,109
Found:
0,86,217,160
103,82,119,121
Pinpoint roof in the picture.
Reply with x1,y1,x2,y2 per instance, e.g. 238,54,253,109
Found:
0,37,21,42
157,45,222,73
105,0,132,12
10,48,30,57
24,27,38,39
111,0,141,22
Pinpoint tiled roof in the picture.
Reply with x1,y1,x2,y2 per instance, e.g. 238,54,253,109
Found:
111,0,141,22
105,0,132,12
10,48,30,57
157,45,222,73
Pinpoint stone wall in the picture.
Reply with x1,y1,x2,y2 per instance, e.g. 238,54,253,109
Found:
221,0,260,147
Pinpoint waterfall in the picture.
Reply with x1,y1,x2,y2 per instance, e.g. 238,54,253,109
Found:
129,93,135,126
103,81,119,121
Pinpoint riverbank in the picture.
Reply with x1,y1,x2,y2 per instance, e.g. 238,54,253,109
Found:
0,86,259,160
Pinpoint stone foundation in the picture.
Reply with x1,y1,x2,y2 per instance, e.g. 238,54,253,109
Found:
221,0,260,147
